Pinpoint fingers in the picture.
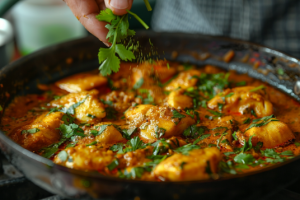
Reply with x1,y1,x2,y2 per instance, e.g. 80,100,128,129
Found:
64,0,110,46
104,0,134,15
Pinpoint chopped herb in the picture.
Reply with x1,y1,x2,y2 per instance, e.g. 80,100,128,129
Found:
101,99,113,106
219,161,237,175
151,139,171,155
63,95,89,115
133,78,144,90
180,161,187,169
105,107,118,120
281,150,293,156
224,92,234,98
87,114,96,119
218,103,224,111
251,109,257,117
249,85,265,92
232,131,238,141
107,159,119,171
110,143,124,154
86,141,97,146
241,135,254,153
253,141,263,152
245,115,278,132
265,157,286,164
236,81,246,86
154,126,166,138
243,118,251,124
21,128,40,134
235,164,250,169
172,109,186,119
217,132,228,149
57,150,68,162
183,125,206,139
53,95,62,100
61,114,75,125
0,105,3,112
122,127,137,140
193,134,211,145
206,109,223,117
174,143,200,155
92,125,108,136
126,136,145,152
96,8,148,76
120,167,148,179
208,143,217,147
261,149,281,159
234,153,255,164
224,152,236,156
294,142,300,147
65,141,78,148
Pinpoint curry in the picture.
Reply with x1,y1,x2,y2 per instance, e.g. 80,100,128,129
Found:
1,61,300,181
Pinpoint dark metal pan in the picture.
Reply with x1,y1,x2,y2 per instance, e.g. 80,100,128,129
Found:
1,31,300,200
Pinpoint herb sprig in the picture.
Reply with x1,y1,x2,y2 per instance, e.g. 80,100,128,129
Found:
96,2,151,76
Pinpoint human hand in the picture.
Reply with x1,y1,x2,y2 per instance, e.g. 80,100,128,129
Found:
64,0,134,46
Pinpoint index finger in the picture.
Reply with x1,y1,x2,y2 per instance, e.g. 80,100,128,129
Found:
64,0,110,45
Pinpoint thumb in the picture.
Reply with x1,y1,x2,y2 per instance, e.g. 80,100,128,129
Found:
104,0,133,15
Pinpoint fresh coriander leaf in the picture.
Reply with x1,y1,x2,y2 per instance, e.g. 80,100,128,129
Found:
96,9,115,22
206,109,223,117
61,114,75,125
232,131,238,141
281,150,293,156
180,161,187,170
218,103,224,111
277,68,285,75
86,141,97,146
224,92,234,98
250,109,257,117
193,134,211,145
133,78,144,90
295,142,300,147
249,85,265,92
174,143,200,155
219,161,237,175
94,125,108,136
107,159,119,171
65,95,89,115
243,118,251,124
183,125,206,139
53,95,62,100
122,127,137,140
261,149,281,159
105,107,118,120
234,153,255,164
224,152,236,156
265,157,285,164
127,136,144,152
110,143,124,154
154,126,166,139
235,164,250,169
21,128,40,134
87,114,96,119
42,147,59,158
151,139,170,155
66,141,78,148
208,143,217,147
101,99,113,106
236,81,246,86
253,141,263,152
172,109,186,119
57,150,68,162
246,115,278,132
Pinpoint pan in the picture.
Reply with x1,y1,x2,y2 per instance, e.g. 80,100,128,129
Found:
1,31,300,200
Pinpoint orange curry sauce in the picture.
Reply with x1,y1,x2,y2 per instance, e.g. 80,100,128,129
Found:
1,61,300,181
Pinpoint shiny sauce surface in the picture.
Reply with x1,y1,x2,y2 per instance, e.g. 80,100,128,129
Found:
1,61,300,181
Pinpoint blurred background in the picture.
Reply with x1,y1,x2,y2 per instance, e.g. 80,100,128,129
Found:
0,0,155,68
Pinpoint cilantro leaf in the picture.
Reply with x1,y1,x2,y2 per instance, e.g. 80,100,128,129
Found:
174,143,200,155
234,153,255,164
110,143,124,154
133,78,144,90
21,128,40,134
107,159,119,171
172,109,186,119
57,150,68,162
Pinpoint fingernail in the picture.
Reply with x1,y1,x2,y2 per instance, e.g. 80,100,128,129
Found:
109,0,129,9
